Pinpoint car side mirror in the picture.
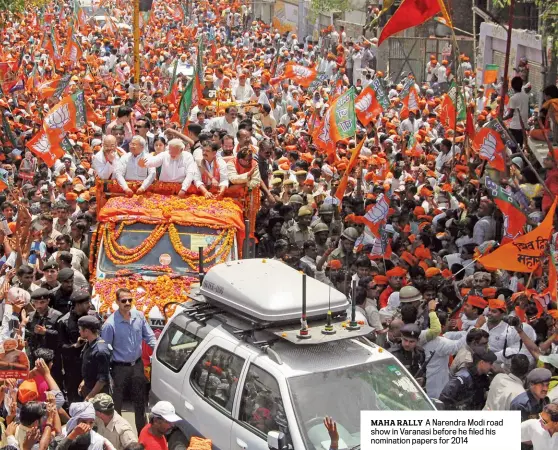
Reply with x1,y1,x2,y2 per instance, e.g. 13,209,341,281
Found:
268,431,285,450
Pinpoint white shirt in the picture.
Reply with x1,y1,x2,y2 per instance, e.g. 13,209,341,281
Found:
115,151,155,191
142,151,200,191
399,118,419,135
521,419,558,450
92,151,119,180
437,65,448,83
207,116,238,136
508,91,530,130
481,321,537,365
483,372,525,411
198,157,229,188
423,335,466,399
234,83,255,102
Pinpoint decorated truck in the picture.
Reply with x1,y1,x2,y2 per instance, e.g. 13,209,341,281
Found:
90,180,258,328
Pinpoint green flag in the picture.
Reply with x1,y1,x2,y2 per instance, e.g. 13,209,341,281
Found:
333,86,357,140
178,78,194,128
2,115,17,148
447,81,466,121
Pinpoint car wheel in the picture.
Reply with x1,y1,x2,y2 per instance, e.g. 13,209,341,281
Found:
168,430,189,450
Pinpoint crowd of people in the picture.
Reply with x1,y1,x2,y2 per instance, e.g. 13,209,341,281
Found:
0,0,557,448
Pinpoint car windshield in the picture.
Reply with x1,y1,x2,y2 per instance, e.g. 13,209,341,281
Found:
98,222,234,277
287,358,433,450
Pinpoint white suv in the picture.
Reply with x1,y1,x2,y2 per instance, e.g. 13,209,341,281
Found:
150,260,435,450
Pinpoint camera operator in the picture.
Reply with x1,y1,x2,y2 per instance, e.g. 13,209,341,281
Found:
480,299,537,367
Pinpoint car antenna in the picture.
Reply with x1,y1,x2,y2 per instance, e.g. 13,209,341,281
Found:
297,273,311,339
346,279,360,331
322,284,336,335
198,246,205,284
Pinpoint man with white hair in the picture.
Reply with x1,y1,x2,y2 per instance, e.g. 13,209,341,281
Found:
115,135,156,197
92,135,120,180
138,138,201,197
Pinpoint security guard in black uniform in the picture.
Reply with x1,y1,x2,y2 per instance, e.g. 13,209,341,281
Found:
510,368,551,422
78,315,111,401
391,323,425,384
58,290,94,403
439,349,496,410
26,288,63,385
51,268,74,315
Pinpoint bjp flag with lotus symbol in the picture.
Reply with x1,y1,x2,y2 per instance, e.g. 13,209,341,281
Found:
43,91,87,141
355,78,390,126
26,130,65,167
283,63,318,87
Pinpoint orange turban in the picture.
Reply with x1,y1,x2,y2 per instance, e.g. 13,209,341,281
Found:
329,260,342,270
373,275,388,285
468,296,488,309
400,251,418,267
488,299,507,311
482,287,497,299
66,192,78,201
425,267,441,278
386,267,407,277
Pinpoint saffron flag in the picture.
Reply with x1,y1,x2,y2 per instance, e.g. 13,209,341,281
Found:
378,0,449,46
37,75,71,100
400,85,420,120
346,193,390,237
26,129,65,167
440,94,456,130
485,177,526,244
283,63,319,88
64,30,83,66
478,197,558,272
545,248,557,302
465,108,476,139
335,138,365,203
484,64,499,84
473,123,506,171
355,78,390,125
43,91,87,139
313,87,356,162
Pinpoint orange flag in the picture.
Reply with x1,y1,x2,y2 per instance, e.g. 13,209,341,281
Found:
43,91,87,140
440,94,456,129
399,85,420,120
478,197,558,272
354,79,390,126
346,193,390,238
26,130,64,167
282,62,318,87
472,127,506,172
335,138,365,203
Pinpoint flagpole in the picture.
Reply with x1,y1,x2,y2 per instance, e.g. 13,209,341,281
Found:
133,0,140,85
499,0,515,120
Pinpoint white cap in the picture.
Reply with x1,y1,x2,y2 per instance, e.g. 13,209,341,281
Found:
151,401,181,422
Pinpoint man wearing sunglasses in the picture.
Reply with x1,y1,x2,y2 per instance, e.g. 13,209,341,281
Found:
134,116,155,153
101,288,156,434
521,403,558,450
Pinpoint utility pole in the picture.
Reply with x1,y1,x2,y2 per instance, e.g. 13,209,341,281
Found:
133,0,140,85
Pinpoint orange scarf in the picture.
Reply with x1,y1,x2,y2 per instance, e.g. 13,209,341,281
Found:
201,159,220,185
235,158,256,175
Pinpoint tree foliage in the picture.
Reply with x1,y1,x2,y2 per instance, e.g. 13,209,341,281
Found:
310,0,350,15
0,0,49,13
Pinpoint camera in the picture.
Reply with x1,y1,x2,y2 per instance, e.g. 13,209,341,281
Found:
503,315,521,327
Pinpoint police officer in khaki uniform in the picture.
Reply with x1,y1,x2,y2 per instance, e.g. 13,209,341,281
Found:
287,206,314,249
327,227,359,268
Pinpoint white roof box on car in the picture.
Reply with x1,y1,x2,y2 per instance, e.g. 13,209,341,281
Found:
198,259,349,324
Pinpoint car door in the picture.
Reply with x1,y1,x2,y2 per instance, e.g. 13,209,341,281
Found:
230,362,293,450
181,335,250,450
151,314,206,419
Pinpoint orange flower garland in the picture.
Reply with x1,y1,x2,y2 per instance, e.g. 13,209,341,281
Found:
168,225,235,271
95,274,197,317
104,221,169,265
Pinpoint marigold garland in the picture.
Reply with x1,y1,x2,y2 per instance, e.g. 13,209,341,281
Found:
95,274,197,317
